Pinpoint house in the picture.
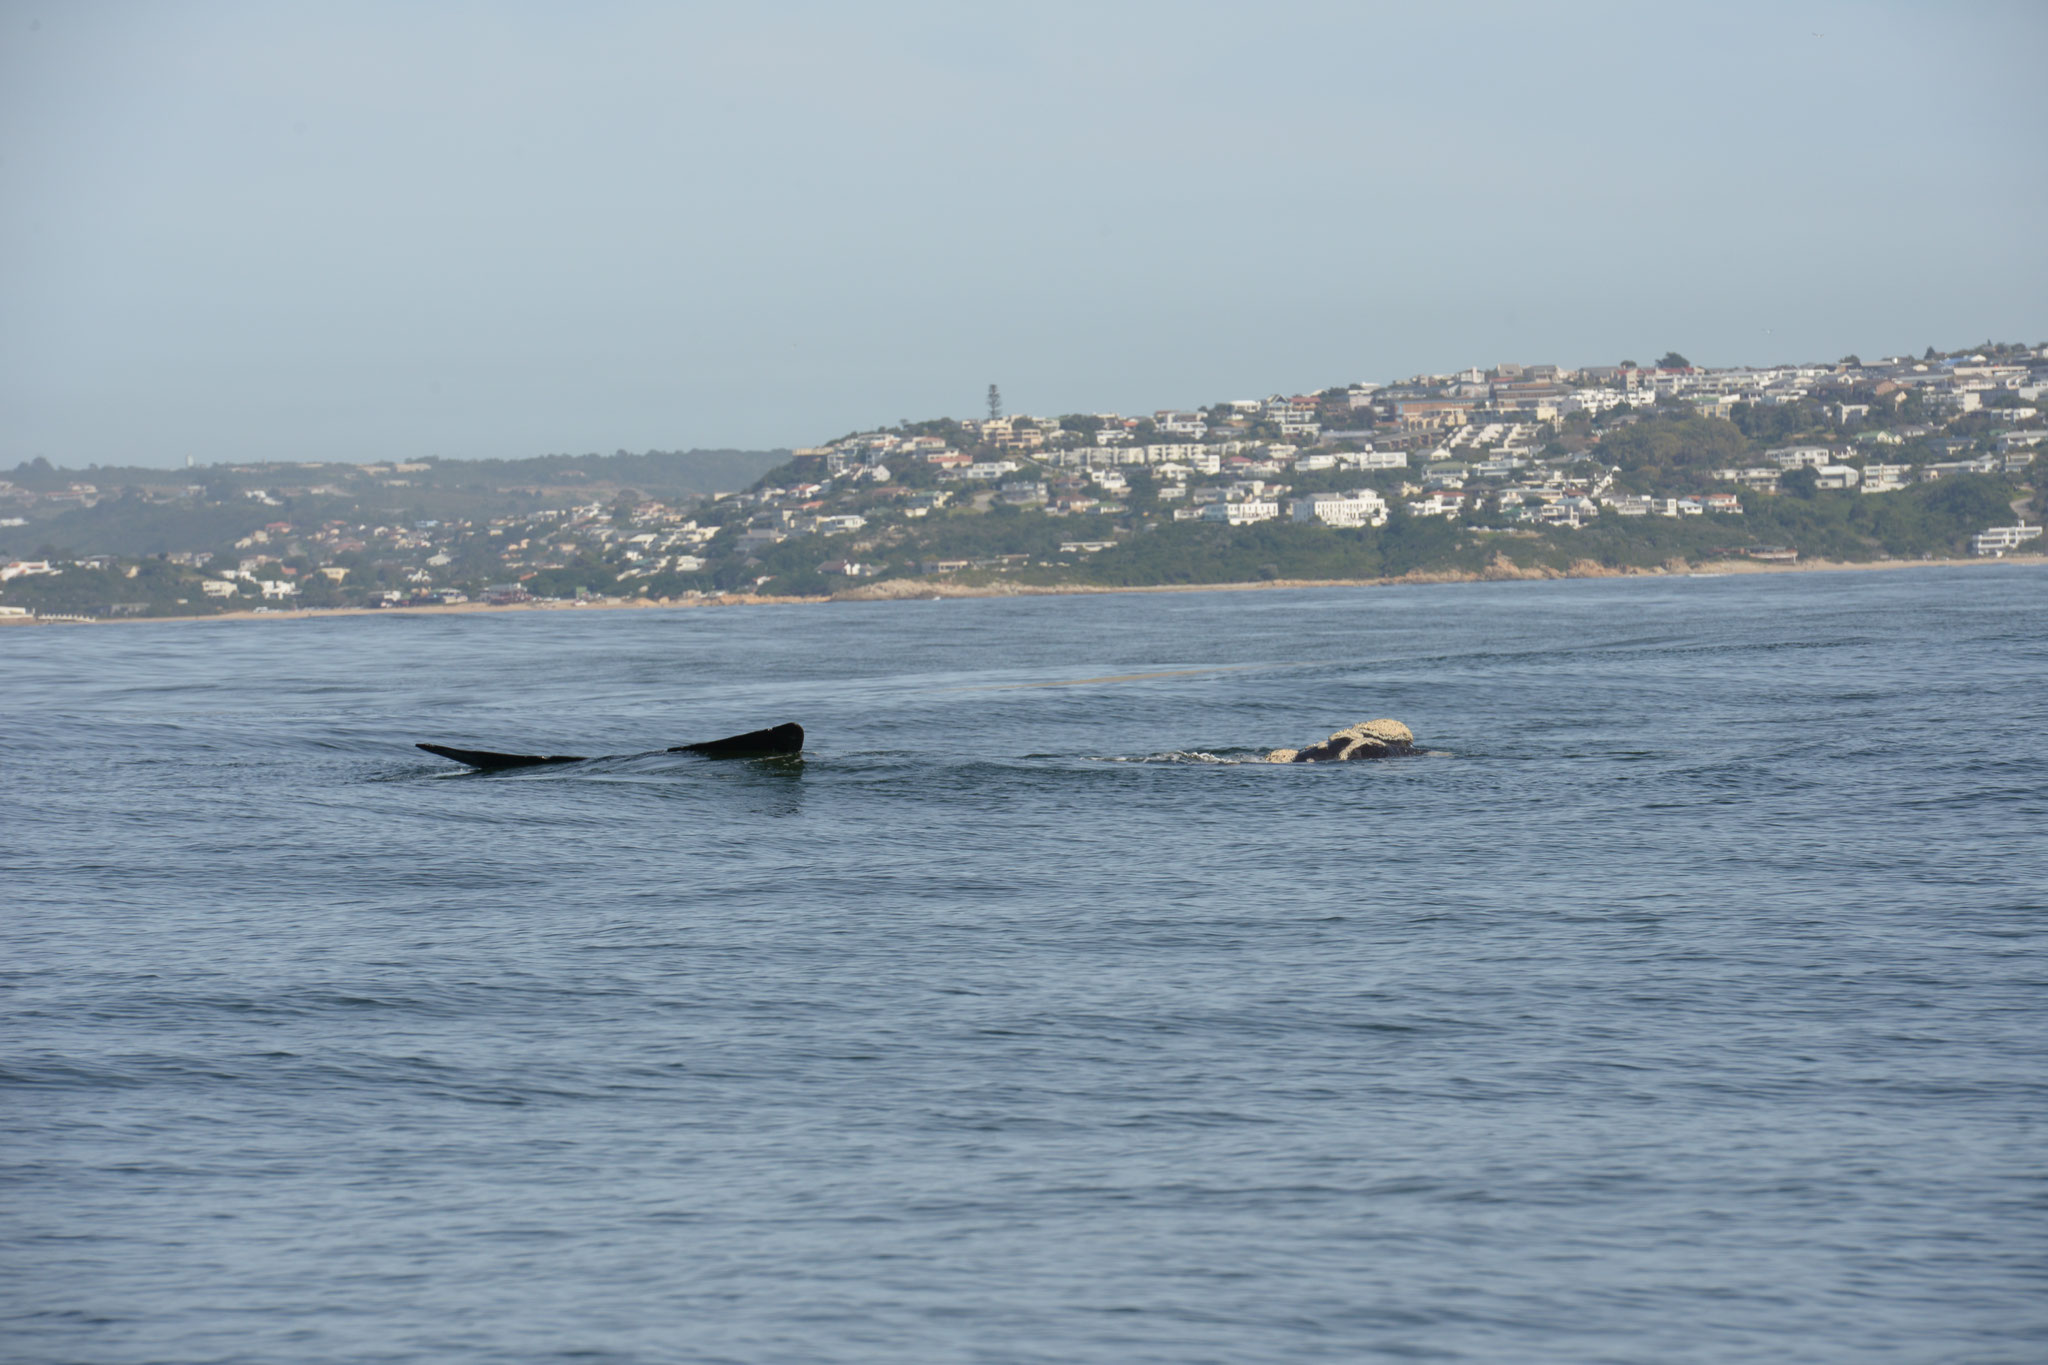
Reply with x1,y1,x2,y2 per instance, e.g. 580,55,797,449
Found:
1290,491,1388,528
1971,524,2042,557
1534,499,1593,528
1201,499,1280,526
1405,491,1466,518
1813,465,1861,490
1921,457,1999,479
1702,492,1743,514
1766,446,1834,470
1860,464,1912,493
1715,466,1782,492
1338,449,1407,470
1262,395,1321,436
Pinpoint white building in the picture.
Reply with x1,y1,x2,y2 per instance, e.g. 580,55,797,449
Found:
1716,467,1782,492
1,559,58,580
1766,446,1834,470
1201,499,1280,526
1813,465,1861,490
1290,490,1388,528
1971,524,2042,556
1406,492,1465,518
1340,449,1407,470
1860,464,1912,493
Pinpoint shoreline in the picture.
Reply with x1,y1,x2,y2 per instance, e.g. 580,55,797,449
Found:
4,552,2043,627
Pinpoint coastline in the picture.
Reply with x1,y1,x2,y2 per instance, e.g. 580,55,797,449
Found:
5,551,2043,627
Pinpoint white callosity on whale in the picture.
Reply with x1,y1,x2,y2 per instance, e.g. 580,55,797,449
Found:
1268,718,1414,764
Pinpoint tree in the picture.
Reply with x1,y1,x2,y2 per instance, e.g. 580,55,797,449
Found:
1657,351,1691,371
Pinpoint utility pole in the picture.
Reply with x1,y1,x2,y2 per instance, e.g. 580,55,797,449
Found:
987,384,1002,423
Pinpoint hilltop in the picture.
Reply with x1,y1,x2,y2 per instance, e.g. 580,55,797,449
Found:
2,345,2042,620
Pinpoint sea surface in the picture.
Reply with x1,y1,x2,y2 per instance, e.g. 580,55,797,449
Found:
4,568,2045,1364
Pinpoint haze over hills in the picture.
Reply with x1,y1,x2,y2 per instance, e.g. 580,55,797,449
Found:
0,447,786,559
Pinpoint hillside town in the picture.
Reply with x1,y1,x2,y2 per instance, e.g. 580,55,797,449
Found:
3,344,2042,619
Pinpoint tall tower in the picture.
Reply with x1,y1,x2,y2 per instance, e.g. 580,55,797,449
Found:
987,384,1002,423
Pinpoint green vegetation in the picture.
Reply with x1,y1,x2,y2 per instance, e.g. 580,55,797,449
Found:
4,346,2040,620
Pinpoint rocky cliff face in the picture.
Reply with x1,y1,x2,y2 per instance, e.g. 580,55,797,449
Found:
1268,719,1414,763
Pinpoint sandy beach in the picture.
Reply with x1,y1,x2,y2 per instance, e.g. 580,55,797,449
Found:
4,551,2041,628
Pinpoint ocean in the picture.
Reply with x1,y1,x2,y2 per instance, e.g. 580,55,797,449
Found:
4,567,2044,1363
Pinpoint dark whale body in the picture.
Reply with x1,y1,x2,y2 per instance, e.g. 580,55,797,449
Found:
417,722,803,769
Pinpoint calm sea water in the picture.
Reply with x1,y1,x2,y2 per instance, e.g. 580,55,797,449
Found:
4,568,2045,1364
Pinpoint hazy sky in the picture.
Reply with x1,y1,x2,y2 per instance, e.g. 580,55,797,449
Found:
4,1,2044,467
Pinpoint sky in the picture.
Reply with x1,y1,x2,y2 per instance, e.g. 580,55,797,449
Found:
3,1,2044,468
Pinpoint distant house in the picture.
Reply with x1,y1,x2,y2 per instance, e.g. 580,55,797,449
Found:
1405,491,1465,518
1971,524,2042,557
1714,466,1782,492
1766,446,1834,470
1200,499,1280,526
1289,490,1388,528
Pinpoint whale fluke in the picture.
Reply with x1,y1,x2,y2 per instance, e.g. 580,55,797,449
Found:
418,722,803,769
